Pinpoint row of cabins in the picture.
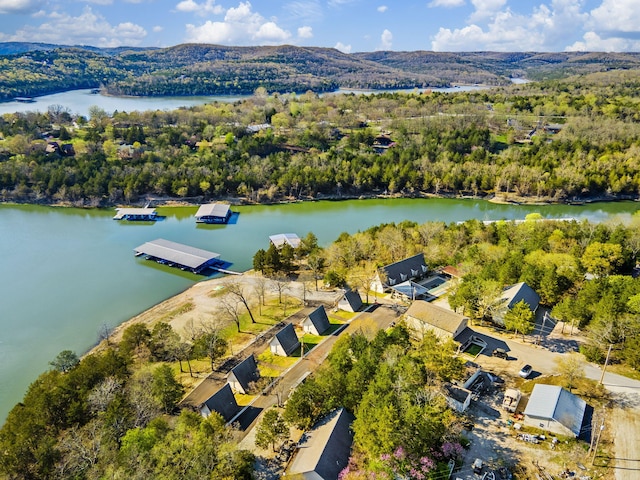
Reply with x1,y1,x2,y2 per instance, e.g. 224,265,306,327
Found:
199,301,362,480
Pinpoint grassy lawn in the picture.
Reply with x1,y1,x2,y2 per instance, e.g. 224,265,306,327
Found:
257,350,298,377
330,310,355,321
235,393,256,406
157,301,195,323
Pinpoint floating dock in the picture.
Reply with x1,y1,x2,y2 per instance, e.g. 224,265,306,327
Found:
113,207,159,221
134,238,222,274
195,203,232,224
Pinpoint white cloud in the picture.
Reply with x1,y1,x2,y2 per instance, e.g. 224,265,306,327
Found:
185,1,291,45
153,25,164,32
175,0,224,15
334,41,352,53
378,28,392,50
0,0,45,14
428,0,465,7
8,6,147,47
297,25,313,38
432,0,591,51
567,31,640,52
588,0,640,33
377,5,387,13
469,0,506,22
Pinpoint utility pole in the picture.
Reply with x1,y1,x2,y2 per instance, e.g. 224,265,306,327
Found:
591,422,605,465
599,344,613,385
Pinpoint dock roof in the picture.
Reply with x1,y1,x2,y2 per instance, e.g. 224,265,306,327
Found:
195,203,231,219
269,233,301,249
134,238,220,269
113,207,157,219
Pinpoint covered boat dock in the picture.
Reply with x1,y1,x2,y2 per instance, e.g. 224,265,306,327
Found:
114,207,159,221
195,203,232,224
134,238,221,274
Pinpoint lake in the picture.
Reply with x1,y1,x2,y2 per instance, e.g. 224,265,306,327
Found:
0,85,492,119
1,198,639,423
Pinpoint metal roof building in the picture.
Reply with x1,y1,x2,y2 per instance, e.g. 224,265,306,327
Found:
195,203,232,223
113,207,158,220
269,233,301,249
134,238,221,273
523,384,587,437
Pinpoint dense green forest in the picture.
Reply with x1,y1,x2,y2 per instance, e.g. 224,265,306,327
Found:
3,69,640,204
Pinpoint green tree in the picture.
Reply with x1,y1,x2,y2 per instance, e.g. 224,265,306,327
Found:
120,323,151,358
255,408,289,452
151,364,184,414
581,242,624,277
554,355,585,391
503,300,535,339
49,350,80,373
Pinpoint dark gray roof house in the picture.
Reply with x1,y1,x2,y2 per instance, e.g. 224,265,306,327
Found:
269,323,301,357
302,306,331,336
228,355,260,394
200,384,240,422
492,282,541,326
337,289,363,312
523,384,587,438
286,408,355,480
371,253,428,293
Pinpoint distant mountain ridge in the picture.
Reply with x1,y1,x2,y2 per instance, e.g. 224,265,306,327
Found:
2,42,640,101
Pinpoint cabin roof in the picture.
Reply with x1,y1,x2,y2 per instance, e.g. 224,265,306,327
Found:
380,253,428,286
271,323,300,355
286,408,355,480
201,384,239,422
229,355,260,392
133,238,220,269
304,306,331,334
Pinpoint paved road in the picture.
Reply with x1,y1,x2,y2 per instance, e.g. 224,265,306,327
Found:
458,324,640,392
236,304,401,448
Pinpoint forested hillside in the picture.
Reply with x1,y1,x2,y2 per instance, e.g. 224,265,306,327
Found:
3,42,640,100
3,69,640,206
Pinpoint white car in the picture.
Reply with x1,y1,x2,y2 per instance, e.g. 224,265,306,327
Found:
519,364,533,378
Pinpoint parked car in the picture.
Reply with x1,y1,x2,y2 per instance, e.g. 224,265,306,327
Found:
492,348,508,359
519,364,533,378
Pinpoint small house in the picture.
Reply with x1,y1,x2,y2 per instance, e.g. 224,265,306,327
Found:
492,282,540,326
302,306,331,336
337,289,363,312
443,383,472,413
523,384,587,438
228,355,260,394
371,253,428,293
404,300,468,341
285,408,355,480
269,233,301,249
195,203,232,224
270,323,301,357
200,384,240,422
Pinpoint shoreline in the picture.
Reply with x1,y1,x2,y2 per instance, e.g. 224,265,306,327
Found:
3,190,639,210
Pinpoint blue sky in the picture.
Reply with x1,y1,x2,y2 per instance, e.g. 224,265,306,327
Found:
0,0,639,52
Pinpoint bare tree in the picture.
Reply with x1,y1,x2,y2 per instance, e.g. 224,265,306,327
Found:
253,276,270,314
97,323,113,346
220,296,243,333
227,281,256,323
307,251,325,291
